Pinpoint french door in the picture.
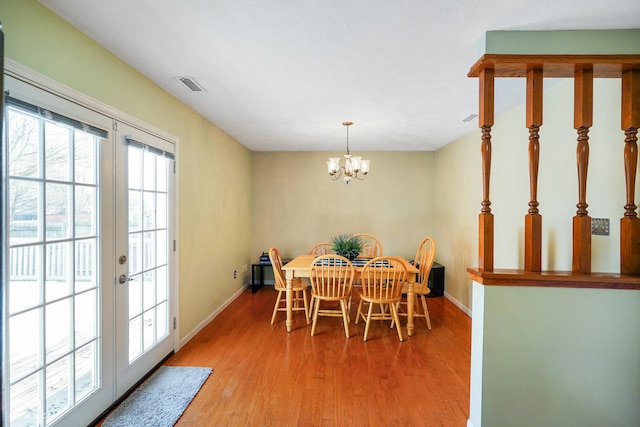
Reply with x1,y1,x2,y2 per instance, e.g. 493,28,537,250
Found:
3,75,175,426
113,122,175,397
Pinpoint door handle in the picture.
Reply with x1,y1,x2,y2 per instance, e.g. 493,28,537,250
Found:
119,274,137,284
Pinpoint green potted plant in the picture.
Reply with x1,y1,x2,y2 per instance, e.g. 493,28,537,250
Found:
331,234,363,261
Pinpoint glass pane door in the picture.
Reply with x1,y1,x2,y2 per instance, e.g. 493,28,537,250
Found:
114,123,174,396
3,76,115,427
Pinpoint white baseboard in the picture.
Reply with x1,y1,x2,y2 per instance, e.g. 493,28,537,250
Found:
444,291,472,317
177,283,249,350
467,419,476,427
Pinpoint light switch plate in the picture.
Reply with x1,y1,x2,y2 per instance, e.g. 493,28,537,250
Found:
591,218,610,236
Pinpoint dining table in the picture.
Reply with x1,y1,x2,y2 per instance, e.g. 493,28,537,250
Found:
281,254,420,336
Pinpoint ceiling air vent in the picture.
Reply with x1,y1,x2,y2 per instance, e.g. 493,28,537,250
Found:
175,76,206,92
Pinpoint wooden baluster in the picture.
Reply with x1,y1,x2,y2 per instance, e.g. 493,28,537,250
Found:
525,68,543,272
478,68,494,271
621,69,640,275
572,68,593,274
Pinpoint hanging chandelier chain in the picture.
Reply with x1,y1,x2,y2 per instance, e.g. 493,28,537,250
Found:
343,121,352,154
346,124,350,154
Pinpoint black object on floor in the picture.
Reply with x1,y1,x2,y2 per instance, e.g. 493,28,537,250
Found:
427,262,445,297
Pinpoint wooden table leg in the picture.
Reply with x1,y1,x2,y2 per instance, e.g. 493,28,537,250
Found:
406,281,415,336
285,270,294,332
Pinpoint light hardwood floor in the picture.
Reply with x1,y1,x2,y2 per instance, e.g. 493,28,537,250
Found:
103,286,471,426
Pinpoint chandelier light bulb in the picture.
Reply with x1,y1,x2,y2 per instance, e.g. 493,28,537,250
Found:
327,157,340,175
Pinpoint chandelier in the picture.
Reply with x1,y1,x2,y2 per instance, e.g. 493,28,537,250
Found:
327,121,370,183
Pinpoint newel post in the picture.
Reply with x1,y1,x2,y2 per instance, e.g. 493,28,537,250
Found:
620,69,640,275
478,68,494,271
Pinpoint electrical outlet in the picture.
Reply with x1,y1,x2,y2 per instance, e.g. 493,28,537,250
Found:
233,270,237,279
591,218,610,236
242,264,247,273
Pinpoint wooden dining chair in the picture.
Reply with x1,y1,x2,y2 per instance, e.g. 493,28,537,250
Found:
309,241,335,256
348,233,382,309
268,247,310,325
307,242,335,317
355,256,407,342
395,237,436,331
309,255,355,338
351,233,383,257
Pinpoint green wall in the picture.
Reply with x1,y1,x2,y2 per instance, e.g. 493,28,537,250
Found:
470,283,640,427
482,29,640,54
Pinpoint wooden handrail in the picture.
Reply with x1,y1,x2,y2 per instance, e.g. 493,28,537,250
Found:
467,267,640,290
468,54,640,78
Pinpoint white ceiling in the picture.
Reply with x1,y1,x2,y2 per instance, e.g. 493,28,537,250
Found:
38,0,640,152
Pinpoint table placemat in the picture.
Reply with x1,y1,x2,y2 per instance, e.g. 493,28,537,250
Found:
317,258,391,268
